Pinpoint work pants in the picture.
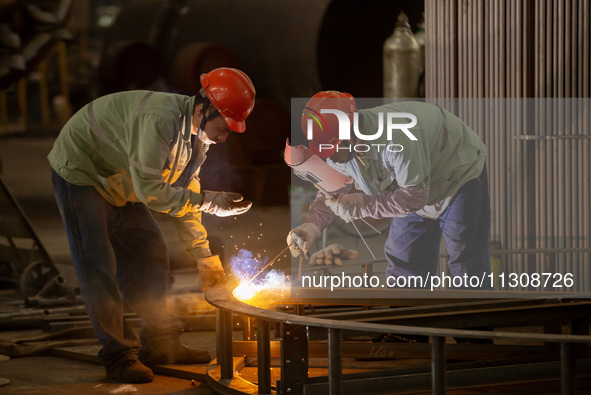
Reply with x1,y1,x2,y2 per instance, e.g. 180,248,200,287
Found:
384,166,491,289
51,170,176,369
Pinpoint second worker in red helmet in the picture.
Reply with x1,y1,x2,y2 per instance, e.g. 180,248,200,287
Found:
288,92,491,291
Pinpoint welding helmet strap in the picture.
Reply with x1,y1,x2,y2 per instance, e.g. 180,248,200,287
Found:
173,98,210,188
197,89,212,140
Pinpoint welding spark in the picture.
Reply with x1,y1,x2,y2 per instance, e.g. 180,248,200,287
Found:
233,270,290,305
229,249,267,282
233,282,258,300
229,249,290,306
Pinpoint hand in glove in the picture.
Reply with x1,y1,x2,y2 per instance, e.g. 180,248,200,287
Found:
197,255,226,290
200,191,252,217
309,243,358,266
325,193,368,223
286,222,321,258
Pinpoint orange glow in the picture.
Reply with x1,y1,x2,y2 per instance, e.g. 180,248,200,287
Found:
232,272,290,308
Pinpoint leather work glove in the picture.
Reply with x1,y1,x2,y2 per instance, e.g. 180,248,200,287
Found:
286,222,321,258
197,255,226,290
200,191,252,217
309,243,358,266
325,193,368,223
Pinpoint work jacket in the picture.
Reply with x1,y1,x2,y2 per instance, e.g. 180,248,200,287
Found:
306,101,486,230
48,90,212,257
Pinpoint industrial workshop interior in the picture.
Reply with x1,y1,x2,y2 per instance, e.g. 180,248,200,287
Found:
0,0,590,394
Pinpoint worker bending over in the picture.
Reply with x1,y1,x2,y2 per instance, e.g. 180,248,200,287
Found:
288,91,491,289
49,68,255,383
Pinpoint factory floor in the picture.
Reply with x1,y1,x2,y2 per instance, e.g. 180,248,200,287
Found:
9,135,586,394
0,127,393,393
0,336,216,395
0,134,294,394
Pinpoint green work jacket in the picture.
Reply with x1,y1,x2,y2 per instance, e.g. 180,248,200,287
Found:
328,101,486,219
48,90,212,257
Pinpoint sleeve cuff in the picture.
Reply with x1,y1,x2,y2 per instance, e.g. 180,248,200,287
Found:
188,190,204,208
188,246,213,260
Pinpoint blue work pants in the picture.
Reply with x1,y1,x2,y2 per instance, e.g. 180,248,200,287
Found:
51,170,175,369
384,167,491,289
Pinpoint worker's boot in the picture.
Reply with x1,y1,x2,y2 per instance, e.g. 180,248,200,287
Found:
138,323,211,365
106,359,154,383
139,341,211,365
173,344,212,364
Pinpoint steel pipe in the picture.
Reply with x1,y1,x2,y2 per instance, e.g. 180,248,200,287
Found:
425,0,591,294
431,336,446,395
328,328,342,395
256,319,271,394
561,342,575,395
216,309,233,380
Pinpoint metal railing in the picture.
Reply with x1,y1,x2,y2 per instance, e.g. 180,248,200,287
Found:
205,285,591,395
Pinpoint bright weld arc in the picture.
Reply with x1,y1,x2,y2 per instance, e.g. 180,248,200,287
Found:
243,244,291,286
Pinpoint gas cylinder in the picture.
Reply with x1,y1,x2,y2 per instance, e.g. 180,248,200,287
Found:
382,12,421,98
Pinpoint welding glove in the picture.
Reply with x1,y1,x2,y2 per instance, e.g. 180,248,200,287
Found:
287,222,321,258
309,243,358,266
200,191,252,217
325,193,368,223
197,255,226,290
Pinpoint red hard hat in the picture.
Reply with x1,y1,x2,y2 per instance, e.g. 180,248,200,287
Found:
301,91,356,159
200,68,256,133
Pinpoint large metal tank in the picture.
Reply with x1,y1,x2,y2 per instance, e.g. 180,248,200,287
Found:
102,0,424,106
382,12,421,98
100,0,423,206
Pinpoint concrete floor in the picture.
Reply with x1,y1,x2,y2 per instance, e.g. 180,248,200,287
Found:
0,355,214,395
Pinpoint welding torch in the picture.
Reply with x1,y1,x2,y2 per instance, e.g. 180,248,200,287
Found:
246,182,379,286
244,244,292,286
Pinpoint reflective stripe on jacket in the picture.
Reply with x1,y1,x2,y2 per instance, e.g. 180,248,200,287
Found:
48,90,211,254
